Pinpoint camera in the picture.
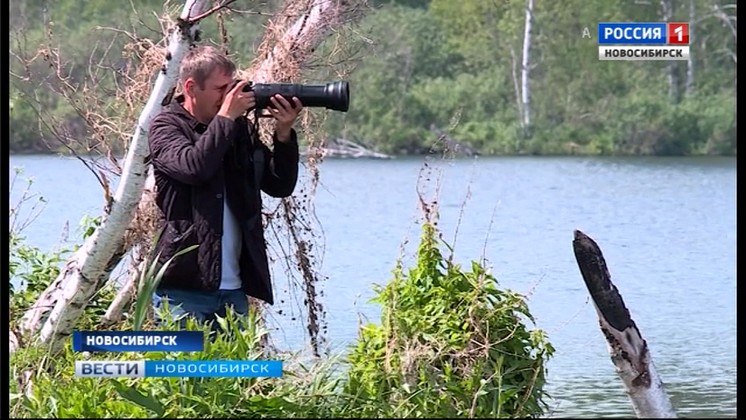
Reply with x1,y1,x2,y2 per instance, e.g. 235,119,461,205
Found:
234,80,350,112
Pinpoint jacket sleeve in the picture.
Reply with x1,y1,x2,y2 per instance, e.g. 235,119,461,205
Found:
148,114,237,186
260,129,300,198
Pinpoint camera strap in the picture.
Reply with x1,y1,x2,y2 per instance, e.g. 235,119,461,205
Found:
248,109,266,190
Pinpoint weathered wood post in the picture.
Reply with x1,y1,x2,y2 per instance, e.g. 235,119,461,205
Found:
572,229,677,418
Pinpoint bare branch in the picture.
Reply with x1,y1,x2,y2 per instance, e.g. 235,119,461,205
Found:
11,88,109,196
9,170,49,236
95,26,144,44
216,5,231,52
711,3,737,39
187,0,239,23
129,0,170,39
717,47,737,64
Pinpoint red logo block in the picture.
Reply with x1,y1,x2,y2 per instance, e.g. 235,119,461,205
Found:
668,23,689,44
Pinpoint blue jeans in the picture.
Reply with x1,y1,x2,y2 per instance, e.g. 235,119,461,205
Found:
152,288,249,333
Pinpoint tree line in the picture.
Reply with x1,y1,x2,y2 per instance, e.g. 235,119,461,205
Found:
10,0,737,156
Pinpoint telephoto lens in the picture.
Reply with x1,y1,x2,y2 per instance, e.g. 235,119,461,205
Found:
242,80,350,112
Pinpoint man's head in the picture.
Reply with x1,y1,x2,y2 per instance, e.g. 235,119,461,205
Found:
179,46,237,123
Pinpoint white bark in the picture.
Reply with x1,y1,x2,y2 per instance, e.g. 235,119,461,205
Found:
20,242,127,339
10,330,19,354
101,172,156,328
598,316,676,418
710,3,737,64
573,230,677,418
685,0,695,96
101,256,142,328
509,46,523,132
319,138,392,159
660,0,680,103
248,0,351,83
520,0,534,133
19,0,211,354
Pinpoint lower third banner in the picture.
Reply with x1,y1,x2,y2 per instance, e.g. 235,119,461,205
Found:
72,331,204,352
75,360,283,378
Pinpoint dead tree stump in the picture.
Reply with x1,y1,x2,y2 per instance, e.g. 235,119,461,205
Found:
572,229,677,418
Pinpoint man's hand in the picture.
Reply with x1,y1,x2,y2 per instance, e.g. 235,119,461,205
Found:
269,94,303,143
218,81,256,120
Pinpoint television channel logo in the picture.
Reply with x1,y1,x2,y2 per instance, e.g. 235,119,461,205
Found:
598,22,689,61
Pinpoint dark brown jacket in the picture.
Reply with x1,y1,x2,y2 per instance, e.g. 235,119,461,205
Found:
147,97,299,304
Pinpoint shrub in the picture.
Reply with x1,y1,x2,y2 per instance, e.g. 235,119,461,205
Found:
344,222,555,418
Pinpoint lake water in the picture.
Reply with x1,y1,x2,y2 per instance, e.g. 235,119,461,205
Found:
8,154,737,418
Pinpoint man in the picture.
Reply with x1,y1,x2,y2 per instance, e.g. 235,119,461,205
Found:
147,45,303,329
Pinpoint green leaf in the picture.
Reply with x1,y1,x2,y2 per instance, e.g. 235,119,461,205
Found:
111,380,165,417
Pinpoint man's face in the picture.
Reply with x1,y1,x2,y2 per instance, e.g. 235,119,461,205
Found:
187,69,234,120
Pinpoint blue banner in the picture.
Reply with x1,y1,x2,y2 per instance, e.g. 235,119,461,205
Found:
598,22,667,45
74,360,283,378
72,331,204,352
144,360,283,378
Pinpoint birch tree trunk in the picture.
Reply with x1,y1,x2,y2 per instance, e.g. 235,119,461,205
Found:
685,0,695,96
509,46,524,140
660,0,681,104
100,248,143,328
572,230,677,418
100,172,157,327
247,0,356,84
710,3,737,65
520,0,534,137
18,0,211,354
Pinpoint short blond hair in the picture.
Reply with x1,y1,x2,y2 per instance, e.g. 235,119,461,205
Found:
179,46,236,89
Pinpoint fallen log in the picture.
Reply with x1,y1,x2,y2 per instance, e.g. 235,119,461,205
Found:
572,229,677,418
310,138,392,159
429,124,478,157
